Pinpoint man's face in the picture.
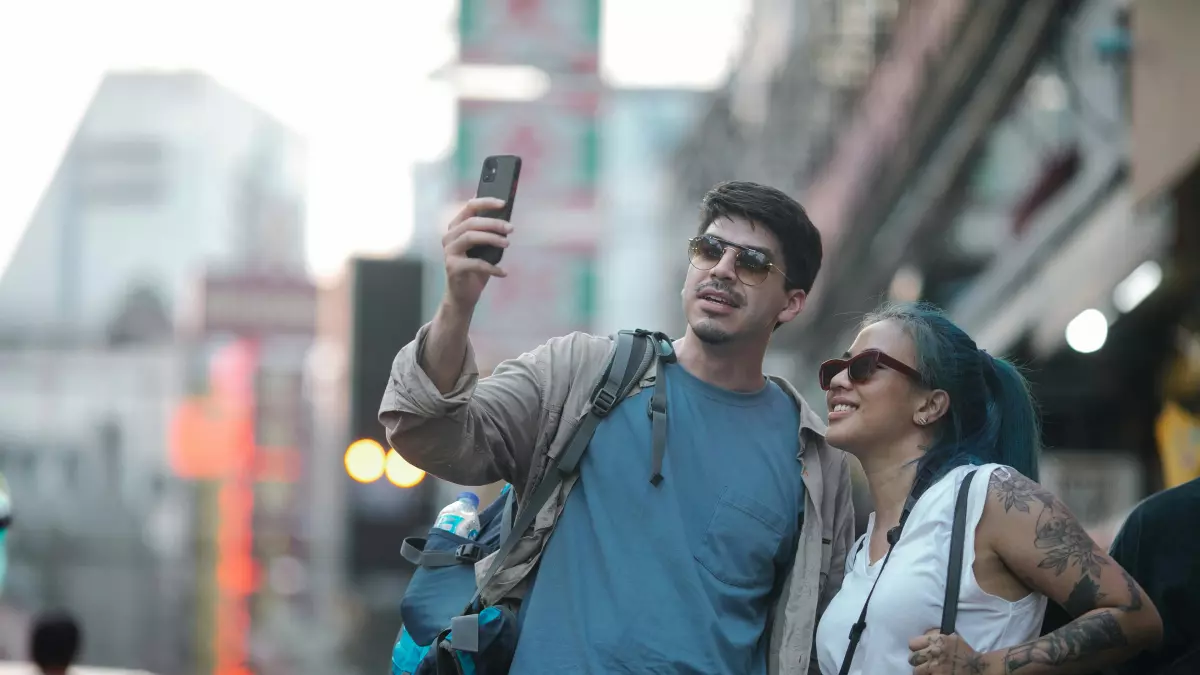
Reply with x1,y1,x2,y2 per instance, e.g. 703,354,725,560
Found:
681,215,806,346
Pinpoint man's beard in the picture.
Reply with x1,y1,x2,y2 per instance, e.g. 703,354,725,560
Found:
692,319,734,345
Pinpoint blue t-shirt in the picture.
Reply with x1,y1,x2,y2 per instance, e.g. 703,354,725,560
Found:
510,362,805,674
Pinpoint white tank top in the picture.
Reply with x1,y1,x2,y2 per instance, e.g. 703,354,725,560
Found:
815,464,1048,675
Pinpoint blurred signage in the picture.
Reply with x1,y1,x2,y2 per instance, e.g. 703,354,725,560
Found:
1157,401,1200,489
1038,451,1143,529
470,242,597,370
459,0,601,73
200,275,317,336
455,85,601,209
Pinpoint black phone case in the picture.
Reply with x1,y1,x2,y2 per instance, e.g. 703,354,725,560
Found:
467,155,521,265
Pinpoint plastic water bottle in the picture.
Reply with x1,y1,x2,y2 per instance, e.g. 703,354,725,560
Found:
434,491,481,540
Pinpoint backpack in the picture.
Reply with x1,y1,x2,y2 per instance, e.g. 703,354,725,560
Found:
390,329,675,675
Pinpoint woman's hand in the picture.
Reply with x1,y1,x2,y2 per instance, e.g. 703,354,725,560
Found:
908,630,996,675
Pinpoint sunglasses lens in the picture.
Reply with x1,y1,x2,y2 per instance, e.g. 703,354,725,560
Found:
735,251,771,286
847,352,878,383
818,361,844,390
689,236,723,269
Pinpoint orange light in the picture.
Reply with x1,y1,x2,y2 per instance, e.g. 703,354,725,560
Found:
385,450,426,488
345,439,386,483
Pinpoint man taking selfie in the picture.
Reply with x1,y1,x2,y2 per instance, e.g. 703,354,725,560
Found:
380,180,855,674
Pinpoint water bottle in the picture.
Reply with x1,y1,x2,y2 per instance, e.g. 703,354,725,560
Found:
434,491,481,540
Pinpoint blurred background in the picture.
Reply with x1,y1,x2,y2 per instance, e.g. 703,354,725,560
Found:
0,0,1197,673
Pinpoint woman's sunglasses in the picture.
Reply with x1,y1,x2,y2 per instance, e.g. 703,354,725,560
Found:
687,234,791,287
818,349,925,391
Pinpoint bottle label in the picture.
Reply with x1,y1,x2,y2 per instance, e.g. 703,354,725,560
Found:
435,514,464,533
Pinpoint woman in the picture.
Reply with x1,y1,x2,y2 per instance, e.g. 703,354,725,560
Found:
813,302,1161,675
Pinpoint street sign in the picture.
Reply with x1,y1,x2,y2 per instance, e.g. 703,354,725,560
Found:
196,275,317,337
459,0,601,73
455,84,601,209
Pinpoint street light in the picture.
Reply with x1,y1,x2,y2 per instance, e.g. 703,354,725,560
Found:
344,439,386,483
1065,308,1109,354
385,450,426,488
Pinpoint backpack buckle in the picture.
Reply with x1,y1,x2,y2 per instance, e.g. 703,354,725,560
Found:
455,543,483,562
592,388,618,416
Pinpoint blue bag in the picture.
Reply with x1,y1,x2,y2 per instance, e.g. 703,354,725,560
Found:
390,330,674,675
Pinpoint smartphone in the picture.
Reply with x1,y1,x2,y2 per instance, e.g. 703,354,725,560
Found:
467,155,522,265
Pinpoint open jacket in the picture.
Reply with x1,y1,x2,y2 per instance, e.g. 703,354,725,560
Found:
379,325,857,675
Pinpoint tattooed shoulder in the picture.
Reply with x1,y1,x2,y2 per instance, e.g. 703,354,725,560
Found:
988,467,1056,514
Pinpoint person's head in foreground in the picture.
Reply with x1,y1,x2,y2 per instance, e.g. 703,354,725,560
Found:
682,180,823,354
820,301,1039,482
30,611,81,675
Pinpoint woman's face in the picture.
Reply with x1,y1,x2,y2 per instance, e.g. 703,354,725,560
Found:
823,320,932,454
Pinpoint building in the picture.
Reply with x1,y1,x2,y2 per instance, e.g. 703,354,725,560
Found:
0,70,307,344
665,0,1200,536
594,88,706,336
0,70,316,673
0,345,191,672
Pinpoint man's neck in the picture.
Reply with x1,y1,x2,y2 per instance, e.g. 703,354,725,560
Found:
674,331,768,392
859,444,925,531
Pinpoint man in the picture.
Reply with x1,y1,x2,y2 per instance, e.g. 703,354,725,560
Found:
380,181,855,674
30,611,82,675
1108,476,1200,675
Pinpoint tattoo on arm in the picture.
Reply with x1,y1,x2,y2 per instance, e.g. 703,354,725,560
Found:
1117,567,1143,612
988,469,1147,673
1003,611,1128,672
988,469,1111,615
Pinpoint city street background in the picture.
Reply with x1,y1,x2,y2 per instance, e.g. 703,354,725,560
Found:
0,1,1197,673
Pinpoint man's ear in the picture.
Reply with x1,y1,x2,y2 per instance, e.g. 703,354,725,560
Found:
775,289,807,326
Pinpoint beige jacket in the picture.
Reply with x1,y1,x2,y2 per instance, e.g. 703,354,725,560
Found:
380,325,856,675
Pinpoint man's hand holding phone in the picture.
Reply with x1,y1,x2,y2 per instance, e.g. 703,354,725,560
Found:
422,155,520,393
440,197,511,316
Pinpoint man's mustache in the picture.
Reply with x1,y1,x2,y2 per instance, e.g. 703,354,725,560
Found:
695,280,745,307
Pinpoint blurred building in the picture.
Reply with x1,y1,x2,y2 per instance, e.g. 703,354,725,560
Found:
666,0,1200,535
0,347,189,671
0,71,317,674
0,70,307,344
594,88,706,335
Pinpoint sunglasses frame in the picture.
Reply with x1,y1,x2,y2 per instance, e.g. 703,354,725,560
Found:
687,234,792,287
818,349,925,391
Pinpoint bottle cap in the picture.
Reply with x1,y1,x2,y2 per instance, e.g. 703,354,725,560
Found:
457,491,480,508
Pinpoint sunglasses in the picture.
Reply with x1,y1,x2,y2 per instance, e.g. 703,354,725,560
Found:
687,234,791,287
818,349,925,391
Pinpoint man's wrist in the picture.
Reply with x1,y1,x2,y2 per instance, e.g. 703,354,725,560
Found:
436,298,474,329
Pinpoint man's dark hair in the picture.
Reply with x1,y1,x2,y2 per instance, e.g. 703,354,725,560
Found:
698,181,823,294
30,611,81,672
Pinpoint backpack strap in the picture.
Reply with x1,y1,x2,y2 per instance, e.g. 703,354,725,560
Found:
400,537,486,568
645,332,675,485
941,469,978,634
460,330,663,622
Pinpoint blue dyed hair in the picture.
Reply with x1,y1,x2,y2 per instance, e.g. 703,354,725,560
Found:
863,302,1041,496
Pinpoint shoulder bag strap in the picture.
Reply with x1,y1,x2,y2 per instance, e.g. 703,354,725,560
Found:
941,469,978,634
461,330,658,615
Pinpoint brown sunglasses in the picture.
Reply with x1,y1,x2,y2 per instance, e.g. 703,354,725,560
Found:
687,234,792,287
818,349,925,391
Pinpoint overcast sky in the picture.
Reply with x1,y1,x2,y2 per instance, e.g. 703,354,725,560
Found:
0,0,749,280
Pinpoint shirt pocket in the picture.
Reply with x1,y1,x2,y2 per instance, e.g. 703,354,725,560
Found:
694,487,789,588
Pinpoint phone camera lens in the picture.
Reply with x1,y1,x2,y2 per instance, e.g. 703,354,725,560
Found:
482,159,498,183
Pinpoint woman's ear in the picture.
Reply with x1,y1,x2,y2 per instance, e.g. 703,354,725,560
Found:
914,389,950,427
